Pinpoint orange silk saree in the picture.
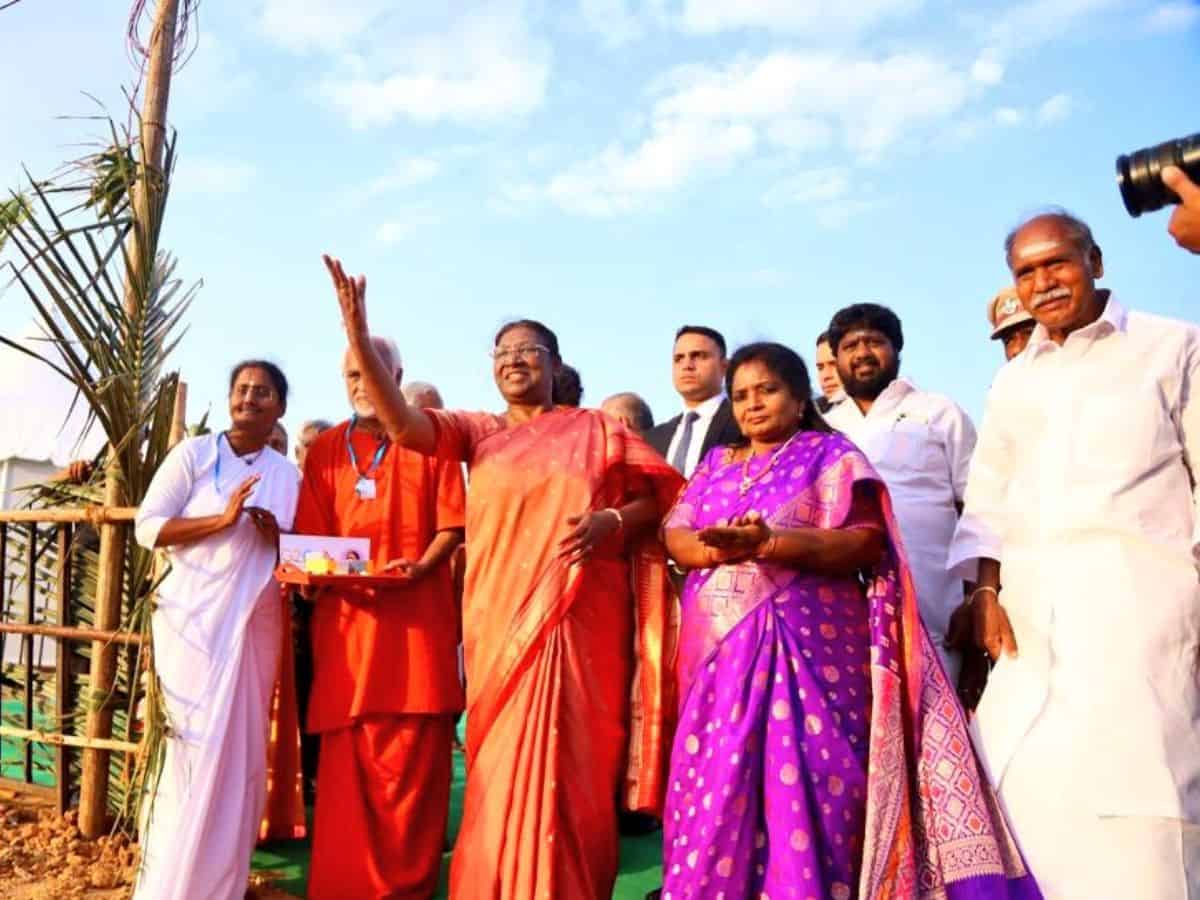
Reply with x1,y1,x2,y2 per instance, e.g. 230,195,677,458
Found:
428,407,683,900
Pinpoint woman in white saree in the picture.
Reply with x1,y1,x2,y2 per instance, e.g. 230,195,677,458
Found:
133,360,299,900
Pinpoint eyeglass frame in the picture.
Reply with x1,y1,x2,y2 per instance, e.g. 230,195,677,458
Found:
230,383,278,402
490,343,551,364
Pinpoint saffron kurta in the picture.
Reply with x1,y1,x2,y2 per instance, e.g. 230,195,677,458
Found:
428,406,683,900
296,419,466,899
133,434,299,900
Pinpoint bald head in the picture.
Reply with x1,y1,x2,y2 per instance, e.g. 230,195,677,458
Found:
601,392,654,435
343,337,403,420
403,380,444,410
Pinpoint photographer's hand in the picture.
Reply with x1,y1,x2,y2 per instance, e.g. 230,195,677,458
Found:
1162,166,1200,254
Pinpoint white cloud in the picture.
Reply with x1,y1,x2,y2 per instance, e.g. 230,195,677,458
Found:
679,0,923,35
375,211,439,244
546,49,979,216
987,0,1123,51
547,119,756,215
315,9,550,128
762,168,877,228
762,168,851,207
1145,2,1200,30
994,106,1026,126
174,157,257,194
366,157,441,194
651,51,972,160
259,0,393,52
766,118,835,152
579,0,649,45
1037,92,1072,123
971,50,1006,85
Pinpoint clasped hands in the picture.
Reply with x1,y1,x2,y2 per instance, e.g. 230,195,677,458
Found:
696,511,772,566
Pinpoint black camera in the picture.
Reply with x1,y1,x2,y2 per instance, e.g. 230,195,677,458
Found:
1116,133,1200,217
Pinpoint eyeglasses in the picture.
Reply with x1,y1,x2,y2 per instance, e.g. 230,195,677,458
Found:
232,384,277,401
490,343,549,364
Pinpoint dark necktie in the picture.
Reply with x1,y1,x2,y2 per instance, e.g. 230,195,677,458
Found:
670,411,700,474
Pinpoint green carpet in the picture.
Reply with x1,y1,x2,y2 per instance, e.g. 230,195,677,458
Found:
4,701,663,897
0,697,55,787
252,724,664,899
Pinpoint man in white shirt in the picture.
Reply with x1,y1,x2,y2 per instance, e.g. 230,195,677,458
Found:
645,325,741,476
823,303,977,683
813,330,846,414
949,210,1200,899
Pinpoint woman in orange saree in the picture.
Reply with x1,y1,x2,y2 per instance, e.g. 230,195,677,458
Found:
321,256,685,899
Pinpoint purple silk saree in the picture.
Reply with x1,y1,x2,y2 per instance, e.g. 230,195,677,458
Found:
661,432,1039,900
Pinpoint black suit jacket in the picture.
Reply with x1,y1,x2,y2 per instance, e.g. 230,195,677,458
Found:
646,398,742,468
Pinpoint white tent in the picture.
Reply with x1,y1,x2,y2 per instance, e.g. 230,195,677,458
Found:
1,324,105,665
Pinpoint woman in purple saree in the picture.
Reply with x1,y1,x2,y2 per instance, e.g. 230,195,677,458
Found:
661,343,1039,900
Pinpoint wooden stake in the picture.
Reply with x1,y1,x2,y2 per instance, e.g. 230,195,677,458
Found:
170,380,188,447
79,0,180,839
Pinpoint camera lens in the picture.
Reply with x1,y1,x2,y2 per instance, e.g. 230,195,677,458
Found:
1116,133,1200,217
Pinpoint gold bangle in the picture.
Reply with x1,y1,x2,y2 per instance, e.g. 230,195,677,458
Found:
604,507,624,531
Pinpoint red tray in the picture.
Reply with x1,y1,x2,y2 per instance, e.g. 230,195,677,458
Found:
275,563,409,588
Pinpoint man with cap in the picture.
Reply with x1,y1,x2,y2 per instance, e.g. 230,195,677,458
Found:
988,286,1036,361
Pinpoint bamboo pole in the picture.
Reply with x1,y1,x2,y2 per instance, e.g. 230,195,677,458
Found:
0,726,138,754
55,525,73,814
78,480,127,837
79,0,182,839
0,622,144,646
0,507,136,524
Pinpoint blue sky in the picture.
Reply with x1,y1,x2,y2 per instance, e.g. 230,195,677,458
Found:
2,0,1198,444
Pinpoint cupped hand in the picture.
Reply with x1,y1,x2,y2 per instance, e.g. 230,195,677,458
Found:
558,509,622,566
696,511,771,560
380,557,429,583
244,505,280,546
221,474,261,529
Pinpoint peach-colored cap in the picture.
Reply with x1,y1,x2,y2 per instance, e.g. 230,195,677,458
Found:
989,286,1033,339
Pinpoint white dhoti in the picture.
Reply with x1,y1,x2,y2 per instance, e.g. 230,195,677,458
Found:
999,693,1200,900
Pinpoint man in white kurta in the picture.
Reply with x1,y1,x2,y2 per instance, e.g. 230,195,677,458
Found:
949,211,1200,899
824,302,976,683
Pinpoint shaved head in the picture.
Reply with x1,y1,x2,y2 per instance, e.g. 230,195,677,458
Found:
342,337,403,419
403,380,444,410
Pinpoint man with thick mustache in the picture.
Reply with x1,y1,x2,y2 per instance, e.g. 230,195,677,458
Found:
295,336,467,898
823,303,977,683
949,210,1200,898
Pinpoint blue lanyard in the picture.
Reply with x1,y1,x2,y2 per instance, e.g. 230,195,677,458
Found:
346,415,389,480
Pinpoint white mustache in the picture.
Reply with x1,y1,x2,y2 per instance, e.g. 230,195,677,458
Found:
1032,286,1071,309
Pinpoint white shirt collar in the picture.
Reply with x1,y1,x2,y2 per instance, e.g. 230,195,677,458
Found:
838,376,917,421
681,392,725,422
1027,291,1126,359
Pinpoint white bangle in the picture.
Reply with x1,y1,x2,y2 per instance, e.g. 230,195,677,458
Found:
604,507,624,531
970,585,999,604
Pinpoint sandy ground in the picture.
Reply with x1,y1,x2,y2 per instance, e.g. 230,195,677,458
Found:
0,788,300,899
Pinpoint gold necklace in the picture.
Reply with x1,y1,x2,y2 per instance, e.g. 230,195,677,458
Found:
738,430,802,495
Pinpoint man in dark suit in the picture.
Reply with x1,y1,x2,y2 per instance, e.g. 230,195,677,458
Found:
646,325,742,476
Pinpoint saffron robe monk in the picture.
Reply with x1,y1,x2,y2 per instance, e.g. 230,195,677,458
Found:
297,336,466,900
321,255,684,899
